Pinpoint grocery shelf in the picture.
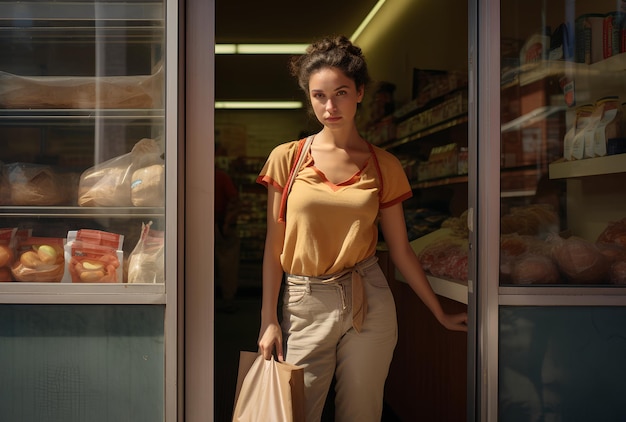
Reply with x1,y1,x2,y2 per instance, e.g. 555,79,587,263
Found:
380,115,468,150
0,1,164,22
549,154,626,179
510,52,626,87
0,109,164,120
411,175,468,190
0,282,166,304
1,206,164,218
395,270,468,304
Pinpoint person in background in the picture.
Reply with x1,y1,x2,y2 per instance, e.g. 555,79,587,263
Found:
256,35,468,421
215,167,241,313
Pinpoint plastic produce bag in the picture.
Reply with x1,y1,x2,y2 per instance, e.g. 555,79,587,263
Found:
232,351,305,422
6,162,77,206
63,229,124,283
127,221,164,284
78,138,163,207
11,236,65,282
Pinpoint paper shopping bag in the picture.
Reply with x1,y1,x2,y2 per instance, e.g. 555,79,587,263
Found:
232,351,305,422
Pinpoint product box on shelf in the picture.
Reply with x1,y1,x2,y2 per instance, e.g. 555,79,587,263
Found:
366,116,396,145
417,143,459,181
396,90,468,139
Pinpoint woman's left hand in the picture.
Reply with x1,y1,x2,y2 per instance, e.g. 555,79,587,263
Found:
439,312,468,332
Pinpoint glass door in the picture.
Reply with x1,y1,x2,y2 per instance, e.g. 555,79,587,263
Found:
475,0,626,419
0,1,177,420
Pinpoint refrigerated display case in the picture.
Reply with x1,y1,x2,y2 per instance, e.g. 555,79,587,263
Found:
0,1,178,420
473,0,626,420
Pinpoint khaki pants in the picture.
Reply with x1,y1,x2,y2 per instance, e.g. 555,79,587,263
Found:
282,261,398,422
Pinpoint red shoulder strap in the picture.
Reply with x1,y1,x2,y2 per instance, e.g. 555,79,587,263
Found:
277,138,307,223
368,143,384,201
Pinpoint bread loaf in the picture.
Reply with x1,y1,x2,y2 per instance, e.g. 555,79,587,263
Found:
0,65,163,109
131,164,165,207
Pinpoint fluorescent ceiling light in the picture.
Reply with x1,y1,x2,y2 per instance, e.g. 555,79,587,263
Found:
215,44,308,55
215,101,303,109
215,1,386,54
350,0,386,42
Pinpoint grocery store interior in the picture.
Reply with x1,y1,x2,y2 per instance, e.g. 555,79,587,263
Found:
2,0,626,420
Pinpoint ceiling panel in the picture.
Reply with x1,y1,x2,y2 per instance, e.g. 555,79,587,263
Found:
215,0,380,101
215,0,379,43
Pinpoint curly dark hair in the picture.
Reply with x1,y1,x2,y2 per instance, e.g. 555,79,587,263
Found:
289,35,371,95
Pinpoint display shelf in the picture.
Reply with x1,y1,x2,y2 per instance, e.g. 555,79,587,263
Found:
0,1,164,22
395,271,468,304
0,283,166,304
381,115,468,150
0,109,164,121
0,206,164,218
510,52,626,87
411,175,468,190
549,154,626,179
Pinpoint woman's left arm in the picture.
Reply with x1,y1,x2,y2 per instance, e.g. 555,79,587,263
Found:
379,203,468,332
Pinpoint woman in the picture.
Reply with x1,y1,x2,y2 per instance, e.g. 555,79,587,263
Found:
256,35,467,422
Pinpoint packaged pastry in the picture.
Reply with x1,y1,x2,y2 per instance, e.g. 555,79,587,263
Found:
6,163,77,206
131,164,165,207
592,96,622,157
78,138,163,207
11,236,65,282
63,229,124,283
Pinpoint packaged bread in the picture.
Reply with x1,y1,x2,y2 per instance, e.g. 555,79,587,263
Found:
6,163,77,206
500,204,559,237
11,237,65,282
127,221,164,284
78,138,163,207
131,164,165,207
0,63,163,109
550,235,610,284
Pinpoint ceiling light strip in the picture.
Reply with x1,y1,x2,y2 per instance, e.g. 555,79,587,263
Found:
350,0,386,42
215,101,303,109
215,44,308,55
215,1,386,55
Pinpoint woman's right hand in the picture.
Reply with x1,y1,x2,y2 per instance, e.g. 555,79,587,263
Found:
258,319,283,361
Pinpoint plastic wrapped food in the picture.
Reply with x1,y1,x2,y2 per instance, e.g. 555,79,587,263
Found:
11,237,65,282
509,254,561,284
551,235,610,284
0,64,163,109
6,163,78,206
63,229,124,283
131,164,165,207
78,138,163,207
597,218,626,248
127,222,164,284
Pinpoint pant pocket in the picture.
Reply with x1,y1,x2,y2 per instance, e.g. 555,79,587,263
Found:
283,284,309,307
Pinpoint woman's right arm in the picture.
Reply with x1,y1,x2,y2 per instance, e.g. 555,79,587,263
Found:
258,184,286,360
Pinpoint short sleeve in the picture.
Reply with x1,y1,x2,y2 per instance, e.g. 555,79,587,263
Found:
256,140,300,191
371,146,413,208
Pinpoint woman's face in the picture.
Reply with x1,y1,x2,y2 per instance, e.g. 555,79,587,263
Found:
308,67,364,129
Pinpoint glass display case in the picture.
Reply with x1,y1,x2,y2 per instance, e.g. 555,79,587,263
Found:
0,1,177,420
473,0,626,419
